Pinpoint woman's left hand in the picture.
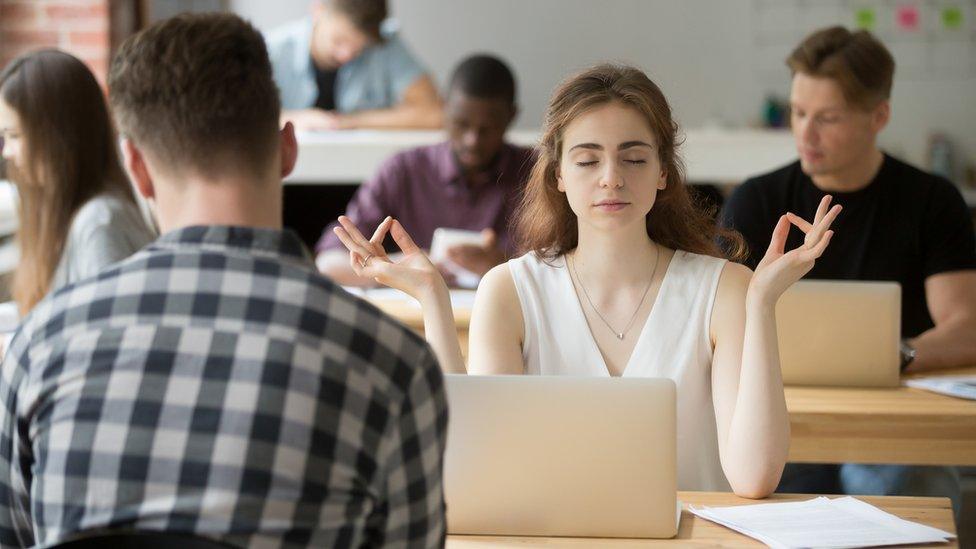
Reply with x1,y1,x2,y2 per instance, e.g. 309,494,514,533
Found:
750,195,842,306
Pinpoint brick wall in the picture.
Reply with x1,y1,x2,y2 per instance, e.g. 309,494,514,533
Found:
0,0,111,85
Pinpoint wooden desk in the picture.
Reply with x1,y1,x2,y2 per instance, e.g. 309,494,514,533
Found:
369,294,472,358
368,296,976,466
446,492,957,548
786,370,976,466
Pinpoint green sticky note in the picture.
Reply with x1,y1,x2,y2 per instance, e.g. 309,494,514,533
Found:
942,6,963,30
855,7,876,30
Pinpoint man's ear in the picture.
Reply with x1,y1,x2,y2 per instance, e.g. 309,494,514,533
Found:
279,121,298,179
871,99,891,133
506,103,519,129
122,139,155,200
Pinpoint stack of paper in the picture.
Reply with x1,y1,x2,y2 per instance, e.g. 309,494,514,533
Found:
906,376,976,400
689,496,954,548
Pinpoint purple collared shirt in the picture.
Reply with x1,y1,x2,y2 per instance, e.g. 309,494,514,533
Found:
317,141,535,255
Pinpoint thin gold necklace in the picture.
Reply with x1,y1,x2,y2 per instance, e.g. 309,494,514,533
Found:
569,244,660,340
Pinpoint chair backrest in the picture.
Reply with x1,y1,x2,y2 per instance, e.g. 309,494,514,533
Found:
52,531,235,549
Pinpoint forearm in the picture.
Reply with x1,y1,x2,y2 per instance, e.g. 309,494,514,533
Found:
343,103,442,130
418,281,466,374
724,294,790,498
908,316,976,372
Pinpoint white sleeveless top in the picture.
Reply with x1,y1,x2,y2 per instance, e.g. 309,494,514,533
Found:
508,250,731,492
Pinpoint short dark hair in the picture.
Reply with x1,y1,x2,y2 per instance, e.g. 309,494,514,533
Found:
108,12,281,177
447,54,517,106
326,0,387,40
787,26,895,110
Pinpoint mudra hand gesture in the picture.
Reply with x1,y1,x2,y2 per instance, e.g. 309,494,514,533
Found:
332,215,445,300
751,195,842,304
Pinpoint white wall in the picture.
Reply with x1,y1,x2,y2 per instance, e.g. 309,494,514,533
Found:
230,0,976,178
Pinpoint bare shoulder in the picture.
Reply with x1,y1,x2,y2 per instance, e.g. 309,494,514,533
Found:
469,262,526,374
473,263,523,327
718,261,753,296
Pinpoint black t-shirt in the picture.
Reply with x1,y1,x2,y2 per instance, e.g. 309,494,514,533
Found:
312,57,338,111
721,154,976,338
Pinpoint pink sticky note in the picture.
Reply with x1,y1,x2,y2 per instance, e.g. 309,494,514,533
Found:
896,4,920,31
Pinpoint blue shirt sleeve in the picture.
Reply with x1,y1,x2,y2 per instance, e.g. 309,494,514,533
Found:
265,19,317,110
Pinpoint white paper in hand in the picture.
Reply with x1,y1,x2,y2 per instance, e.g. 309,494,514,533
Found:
429,227,483,289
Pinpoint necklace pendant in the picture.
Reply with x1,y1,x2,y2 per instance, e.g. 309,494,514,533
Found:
616,332,624,340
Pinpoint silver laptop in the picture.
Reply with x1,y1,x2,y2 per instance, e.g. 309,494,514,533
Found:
443,375,679,538
776,280,901,388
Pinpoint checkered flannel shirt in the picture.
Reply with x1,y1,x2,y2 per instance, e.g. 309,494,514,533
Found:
0,226,448,548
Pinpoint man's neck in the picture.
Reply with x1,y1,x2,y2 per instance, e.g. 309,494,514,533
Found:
811,148,885,193
456,149,503,185
155,176,283,234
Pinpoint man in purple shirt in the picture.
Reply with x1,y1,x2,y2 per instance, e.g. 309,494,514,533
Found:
316,54,535,285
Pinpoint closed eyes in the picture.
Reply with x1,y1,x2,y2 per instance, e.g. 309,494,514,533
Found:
575,159,647,167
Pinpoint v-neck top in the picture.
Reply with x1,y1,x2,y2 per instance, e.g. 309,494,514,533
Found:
508,250,730,492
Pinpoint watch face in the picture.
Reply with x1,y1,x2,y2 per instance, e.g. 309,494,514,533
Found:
900,340,916,356
899,340,916,370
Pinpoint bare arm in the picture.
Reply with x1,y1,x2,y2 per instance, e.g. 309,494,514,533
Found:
907,270,976,371
341,76,443,130
466,263,525,375
279,76,441,131
713,196,840,498
332,216,465,374
416,278,467,374
710,262,789,499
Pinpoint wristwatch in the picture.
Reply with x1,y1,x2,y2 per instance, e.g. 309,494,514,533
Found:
899,339,917,372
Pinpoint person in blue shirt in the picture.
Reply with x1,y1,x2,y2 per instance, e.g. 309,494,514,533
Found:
266,0,441,130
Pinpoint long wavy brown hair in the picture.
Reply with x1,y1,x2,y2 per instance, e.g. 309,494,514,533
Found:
1,50,139,313
514,64,745,261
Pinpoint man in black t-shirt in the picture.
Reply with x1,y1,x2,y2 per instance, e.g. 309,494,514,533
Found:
722,27,976,505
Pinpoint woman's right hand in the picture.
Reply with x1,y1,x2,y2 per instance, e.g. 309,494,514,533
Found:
333,215,447,302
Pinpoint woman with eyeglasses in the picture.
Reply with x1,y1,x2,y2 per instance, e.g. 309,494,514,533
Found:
0,50,155,316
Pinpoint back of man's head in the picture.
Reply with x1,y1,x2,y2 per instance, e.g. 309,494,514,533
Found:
321,0,388,41
448,54,517,107
787,26,895,110
108,13,281,179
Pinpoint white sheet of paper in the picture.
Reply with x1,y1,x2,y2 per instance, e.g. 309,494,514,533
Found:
689,496,954,549
905,376,976,400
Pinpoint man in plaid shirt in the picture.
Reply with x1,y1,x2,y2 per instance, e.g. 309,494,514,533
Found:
0,13,447,549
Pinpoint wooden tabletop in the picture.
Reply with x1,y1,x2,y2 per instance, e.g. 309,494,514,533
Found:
370,298,471,329
446,491,957,547
368,295,976,466
787,367,976,465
